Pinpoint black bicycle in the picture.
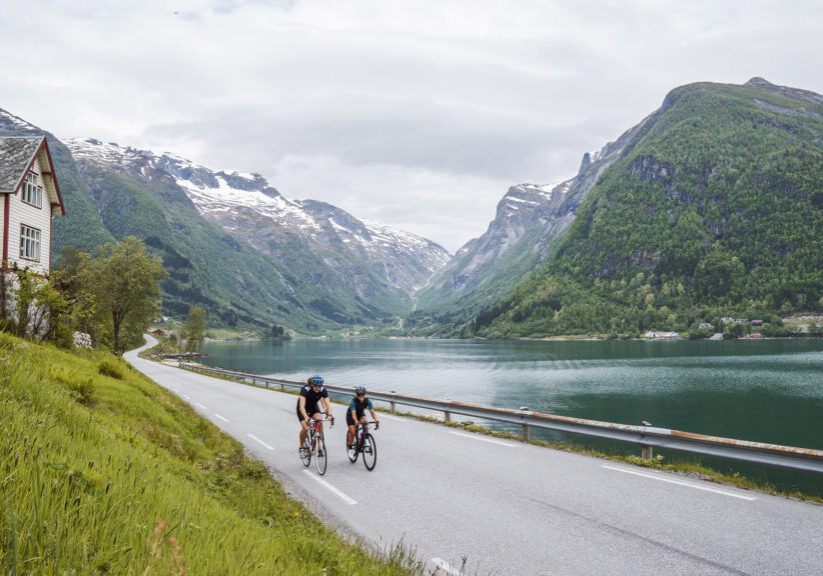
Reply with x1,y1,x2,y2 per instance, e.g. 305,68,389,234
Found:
347,420,378,471
300,413,333,475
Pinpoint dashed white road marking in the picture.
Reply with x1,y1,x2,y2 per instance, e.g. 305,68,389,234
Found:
302,470,357,505
450,431,516,447
602,465,757,501
431,557,462,575
214,413,230,423
247,434,274,450
196,402,208,410
182,394,191,400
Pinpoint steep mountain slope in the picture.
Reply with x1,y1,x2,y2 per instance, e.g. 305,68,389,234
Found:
1,106,449,332
409,114,652,332
467,78,823,337
66,138,449,324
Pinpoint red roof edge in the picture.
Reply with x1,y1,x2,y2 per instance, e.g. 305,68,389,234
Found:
41,136,65,215
12,136,65,215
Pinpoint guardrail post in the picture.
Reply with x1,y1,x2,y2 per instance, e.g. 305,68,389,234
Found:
522,424,530,442
642,445,653,461
280,383,284,392
444,410,451,422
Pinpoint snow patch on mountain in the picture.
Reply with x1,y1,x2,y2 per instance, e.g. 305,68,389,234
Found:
0,108,40,132
65,137,451,292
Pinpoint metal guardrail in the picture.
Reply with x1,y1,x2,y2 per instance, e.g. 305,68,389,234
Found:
179,362,823,476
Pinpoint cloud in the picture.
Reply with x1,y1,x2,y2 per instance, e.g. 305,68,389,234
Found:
1,0,822,251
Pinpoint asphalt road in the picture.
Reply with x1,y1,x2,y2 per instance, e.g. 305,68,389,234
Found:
126,338,823,576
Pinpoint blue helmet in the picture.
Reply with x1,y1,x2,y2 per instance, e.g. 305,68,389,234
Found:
308,375,324,388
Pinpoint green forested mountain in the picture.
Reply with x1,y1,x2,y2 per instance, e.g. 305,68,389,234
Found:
465,78,823,338
0,109,443,333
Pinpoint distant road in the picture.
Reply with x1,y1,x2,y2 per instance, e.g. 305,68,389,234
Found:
126,336,823,576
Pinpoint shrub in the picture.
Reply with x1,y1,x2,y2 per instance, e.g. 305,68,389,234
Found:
98,358,125,379
69,377,96,406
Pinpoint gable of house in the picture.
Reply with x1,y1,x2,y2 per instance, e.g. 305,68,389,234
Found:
0,136,64,274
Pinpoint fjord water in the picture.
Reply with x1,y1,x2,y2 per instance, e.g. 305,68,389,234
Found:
201,338,823,495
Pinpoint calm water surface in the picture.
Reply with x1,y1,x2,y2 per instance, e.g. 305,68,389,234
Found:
201,338,823,494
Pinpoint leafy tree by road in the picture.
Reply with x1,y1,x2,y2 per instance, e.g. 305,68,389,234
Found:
90,237,167,354
182,306,206,352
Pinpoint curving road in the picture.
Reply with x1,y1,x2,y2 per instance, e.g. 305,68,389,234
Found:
126,337,823,576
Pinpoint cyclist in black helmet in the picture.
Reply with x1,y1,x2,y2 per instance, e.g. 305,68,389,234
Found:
347,386,378,451
297,375,334,457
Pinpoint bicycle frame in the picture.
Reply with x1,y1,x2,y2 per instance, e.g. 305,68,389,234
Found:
302,413,333,475
348,420,378,470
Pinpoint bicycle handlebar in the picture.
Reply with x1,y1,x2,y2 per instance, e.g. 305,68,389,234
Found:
306,413,334,428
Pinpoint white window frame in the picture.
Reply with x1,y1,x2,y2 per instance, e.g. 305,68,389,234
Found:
21,172,43,208
19,224,41,262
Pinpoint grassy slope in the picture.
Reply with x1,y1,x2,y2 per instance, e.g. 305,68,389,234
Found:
0,332,422,575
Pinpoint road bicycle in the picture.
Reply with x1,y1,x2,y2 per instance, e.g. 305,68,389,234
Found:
347,420,378,471
300,413,333,475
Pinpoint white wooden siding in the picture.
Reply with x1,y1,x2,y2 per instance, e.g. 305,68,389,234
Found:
6,154,52,275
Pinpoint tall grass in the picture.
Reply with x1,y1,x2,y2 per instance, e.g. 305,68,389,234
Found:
0,332,425,575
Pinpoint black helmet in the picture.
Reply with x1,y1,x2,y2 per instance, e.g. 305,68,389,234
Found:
308,375,324,388
355,386,366,396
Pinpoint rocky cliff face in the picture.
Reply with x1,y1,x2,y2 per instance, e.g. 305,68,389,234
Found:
413,113,654,317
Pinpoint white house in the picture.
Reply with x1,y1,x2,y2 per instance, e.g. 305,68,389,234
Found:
0,136,64,275
644,331,680,339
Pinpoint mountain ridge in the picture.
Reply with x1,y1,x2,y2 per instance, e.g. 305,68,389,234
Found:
464,77,823,337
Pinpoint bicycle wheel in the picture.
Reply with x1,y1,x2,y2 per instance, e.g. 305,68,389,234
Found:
315,434,328,476
347,436,359,463
362,433,377,471
300,435,312,467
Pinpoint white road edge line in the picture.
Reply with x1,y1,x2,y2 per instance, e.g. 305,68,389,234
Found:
302,470,357,505
451,431,516,447
214,413,230,423
602,464,757,501
247,434,274,450
431,557,462,575
380,414,405,422
182,394,191,400
196,402,208,410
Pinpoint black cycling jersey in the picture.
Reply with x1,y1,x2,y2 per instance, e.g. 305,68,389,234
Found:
296,385,329,421
346,397,374,426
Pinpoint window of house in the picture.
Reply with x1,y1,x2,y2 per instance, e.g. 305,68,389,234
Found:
19,225,41,261
21,172,43,208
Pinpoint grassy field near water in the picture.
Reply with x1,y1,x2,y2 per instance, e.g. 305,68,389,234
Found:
0,332,422,575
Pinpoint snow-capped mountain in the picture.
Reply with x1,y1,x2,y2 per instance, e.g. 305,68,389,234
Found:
67,138,449,304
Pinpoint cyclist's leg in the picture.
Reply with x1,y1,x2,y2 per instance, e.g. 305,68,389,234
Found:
297,404,308,449
346,411,356,445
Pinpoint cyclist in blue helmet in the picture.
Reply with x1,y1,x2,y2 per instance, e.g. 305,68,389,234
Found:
347,386,378,451
297,375,334,457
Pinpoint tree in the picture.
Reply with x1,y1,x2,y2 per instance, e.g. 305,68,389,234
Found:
182,307,206,353
52,247,98,345
1,265,68,339
90,237,167,355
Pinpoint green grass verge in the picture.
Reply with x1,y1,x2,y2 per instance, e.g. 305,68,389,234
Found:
0,332,425,575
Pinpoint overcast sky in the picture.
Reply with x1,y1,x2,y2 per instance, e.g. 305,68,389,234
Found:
2,1,822,252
